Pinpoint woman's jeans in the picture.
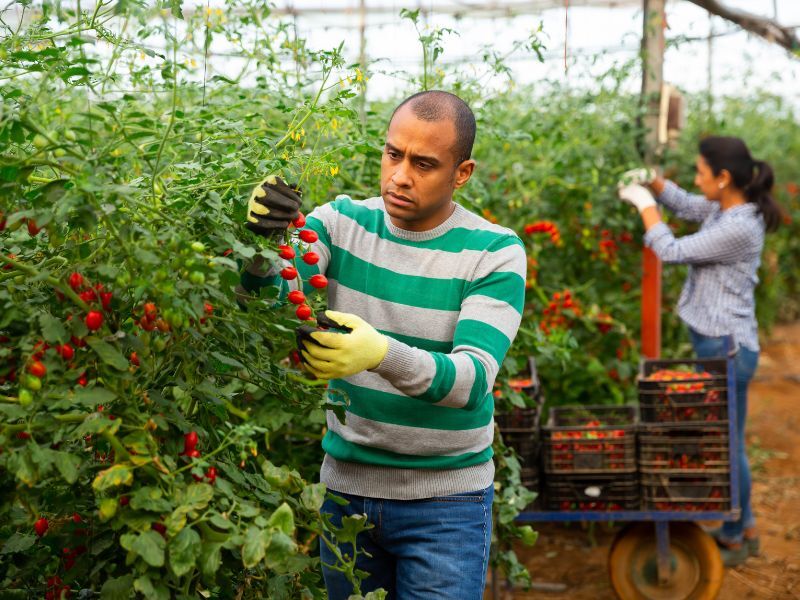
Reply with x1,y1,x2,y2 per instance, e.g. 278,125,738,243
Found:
688,328,759,543
320,485,493,600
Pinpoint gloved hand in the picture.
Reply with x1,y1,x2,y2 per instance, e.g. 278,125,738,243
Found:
618,183,657,214
298,310,389,380
618,167,657,187
245,175,302,237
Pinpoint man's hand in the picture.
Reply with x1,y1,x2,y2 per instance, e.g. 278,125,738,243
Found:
618,183,657,214
245,175,302,237
298,310,389,380
619,167,657,187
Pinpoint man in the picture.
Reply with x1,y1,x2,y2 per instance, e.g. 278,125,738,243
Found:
240,90,526,599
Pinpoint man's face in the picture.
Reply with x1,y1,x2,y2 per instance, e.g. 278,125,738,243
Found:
380,105,475,232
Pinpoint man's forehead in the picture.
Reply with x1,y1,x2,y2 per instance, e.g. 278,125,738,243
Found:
386,108,457,148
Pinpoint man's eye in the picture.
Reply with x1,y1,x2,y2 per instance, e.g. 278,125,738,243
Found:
387,151,400,159
417,162,430,170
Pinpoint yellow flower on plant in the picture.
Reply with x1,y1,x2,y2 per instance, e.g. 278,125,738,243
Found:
330,118,339,130
355,67,364,82
215,8,223,16
330,165,339,177
190,58,197,67
205,7,213,15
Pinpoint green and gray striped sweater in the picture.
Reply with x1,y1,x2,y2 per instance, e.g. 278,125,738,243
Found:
241,195,527,499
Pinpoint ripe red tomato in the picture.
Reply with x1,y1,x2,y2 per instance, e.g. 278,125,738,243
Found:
68,272,84,290
280,266,298,280
203,302,214,315
77,373,88,387
287,290,306,305
130,352,140,366
299,229,318,244
143,302,157,321
309,274,328,289
28,361,46,378
296,304,313,320
278,244,295,260
184,431,198,451
57,343,75,360
292,212,306,228
85,310,103,331
27,219,41,236
100,292,113,311
34,517,49,537
302,251,319,265
79,289,97,303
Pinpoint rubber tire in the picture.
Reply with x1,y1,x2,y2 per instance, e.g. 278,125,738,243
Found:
608,522,724,600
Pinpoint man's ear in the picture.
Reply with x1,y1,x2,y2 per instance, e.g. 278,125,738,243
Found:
454,159,476,189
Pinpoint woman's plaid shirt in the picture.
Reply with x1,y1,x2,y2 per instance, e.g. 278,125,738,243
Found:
643,180,765,351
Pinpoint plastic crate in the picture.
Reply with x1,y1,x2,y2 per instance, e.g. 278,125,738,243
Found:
638,358,729,424
639,425,729,474
544,472,639,511
500,430,540,486
542,405,637,474
640,472,730,511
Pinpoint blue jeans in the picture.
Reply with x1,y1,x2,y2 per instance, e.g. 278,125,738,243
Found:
320,485,494,599
688,328,759,542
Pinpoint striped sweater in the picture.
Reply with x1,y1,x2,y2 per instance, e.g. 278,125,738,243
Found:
241,195,527,499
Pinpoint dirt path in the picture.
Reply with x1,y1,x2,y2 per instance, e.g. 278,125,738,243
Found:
489,321,800,600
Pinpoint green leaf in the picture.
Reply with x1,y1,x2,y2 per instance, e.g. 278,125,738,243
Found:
242,526,265,568
53,451,81,483
169,0,184,19
300,483,326,512
39,313,67,343
1,533,36,554
334,514,371,547
92,464,134,492
210,351,245,370
266,503,294,536
100,574,133,600
169,526,201,577
130,530,166,567
73,386,116,408
134,575,170,600
198,543,222,579
130,486,173,513
76,413,121,436
180,483,214,512
87,337,129,371
98,498,118,522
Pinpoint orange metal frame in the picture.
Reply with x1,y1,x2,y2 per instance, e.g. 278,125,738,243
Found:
641,247,662,359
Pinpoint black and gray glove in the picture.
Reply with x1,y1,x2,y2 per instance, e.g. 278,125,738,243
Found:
245,175,302,237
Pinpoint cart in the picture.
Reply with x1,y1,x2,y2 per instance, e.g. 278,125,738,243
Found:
505,250,741,599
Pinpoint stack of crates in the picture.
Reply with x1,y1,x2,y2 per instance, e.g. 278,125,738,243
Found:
541,406,639,511
638,358,732,511
494,358,544,506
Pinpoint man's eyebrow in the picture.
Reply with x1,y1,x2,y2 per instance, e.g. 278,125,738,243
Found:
384,142,441,165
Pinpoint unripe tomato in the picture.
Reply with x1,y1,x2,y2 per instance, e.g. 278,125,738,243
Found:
299,229,318,244
153,337,167,352
23,375,42,392
190,241,205,252
280,266,298,280
85,310,103,331
287,290,306,305
189,271,206,285
302,251,319,265
292,212,306,228
54,148,66,158
278,244,295,260
296,304,313,320
32,134,49,150
19,389,33,407
64,130,77,142
28,361,46,378
309,274,328,289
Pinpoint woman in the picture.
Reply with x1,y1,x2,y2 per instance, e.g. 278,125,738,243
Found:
617,136,782,567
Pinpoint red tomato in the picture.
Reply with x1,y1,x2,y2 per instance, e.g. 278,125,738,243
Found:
69,272,84,290
28,361,46,378
34,517,49,537
280,266,298,280
292,212,306,228
299,229,318,244
309,274,328,289
278,244,295,260
85,310,103,331
287,290,306,305
296,304,313,320
302,251,319,265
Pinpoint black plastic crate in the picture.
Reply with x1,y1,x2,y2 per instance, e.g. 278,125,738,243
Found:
544,472,639,511
495,406,541,431
500,430,540,486
542,405,637,474
639,425,729,474
640,472,730,511
638,358,729,424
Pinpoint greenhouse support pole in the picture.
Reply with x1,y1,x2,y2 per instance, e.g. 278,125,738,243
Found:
640,0,666,360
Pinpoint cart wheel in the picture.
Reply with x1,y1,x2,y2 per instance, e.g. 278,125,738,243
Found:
608,522,723,600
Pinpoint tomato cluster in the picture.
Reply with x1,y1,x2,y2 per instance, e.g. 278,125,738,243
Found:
523,220,562,245
539,289,580,335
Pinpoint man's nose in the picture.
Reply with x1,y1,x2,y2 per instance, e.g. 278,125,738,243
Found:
391,160,413,187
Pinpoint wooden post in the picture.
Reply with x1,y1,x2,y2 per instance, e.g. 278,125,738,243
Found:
640,0,666,359
357,0,367,126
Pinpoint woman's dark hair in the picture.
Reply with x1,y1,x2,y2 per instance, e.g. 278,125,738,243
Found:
698,136,782,232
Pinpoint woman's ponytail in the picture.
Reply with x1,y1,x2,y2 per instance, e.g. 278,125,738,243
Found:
699,136,784,233
746,160,781,233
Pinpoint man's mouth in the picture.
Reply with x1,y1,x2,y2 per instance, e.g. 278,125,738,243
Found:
386,191,413,207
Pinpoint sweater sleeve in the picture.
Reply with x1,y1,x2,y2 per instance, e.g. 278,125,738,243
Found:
235,202,335,304
657,180,717,223
371,235,527,411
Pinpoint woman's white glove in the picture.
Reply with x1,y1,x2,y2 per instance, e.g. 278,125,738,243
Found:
619,167,657,187
618,183,657,213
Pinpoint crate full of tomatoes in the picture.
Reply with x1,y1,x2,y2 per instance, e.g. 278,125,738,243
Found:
544,473,639,511
542,405,637,474
638,358,728,424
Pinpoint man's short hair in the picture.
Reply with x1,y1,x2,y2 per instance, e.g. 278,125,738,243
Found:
391,91,476,166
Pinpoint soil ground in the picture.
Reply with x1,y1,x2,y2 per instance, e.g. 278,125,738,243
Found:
487,321,800,600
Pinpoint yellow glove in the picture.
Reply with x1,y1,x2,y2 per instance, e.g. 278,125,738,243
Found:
300,310,389,380
245,175,302,237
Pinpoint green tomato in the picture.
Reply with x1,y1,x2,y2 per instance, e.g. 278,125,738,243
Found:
54,148,67,158
19,389,33,407
153,337,167,352
163,309,183,329
115,272,131,287
32,134,49,150
23,375,42,392
189,271,206,285
190,241,205,253
64,130,77,142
